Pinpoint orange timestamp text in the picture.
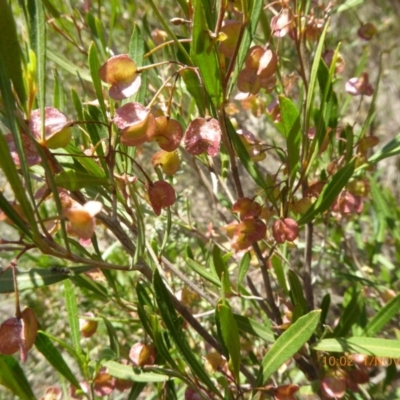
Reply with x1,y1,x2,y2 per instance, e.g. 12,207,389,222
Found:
321,355,400,367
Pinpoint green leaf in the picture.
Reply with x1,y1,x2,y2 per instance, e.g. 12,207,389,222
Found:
271,256,289,295
191,0,222,106
226,117,267,190
279,96,301,186
0,266,91,293
150,314,178,368
320,294,331,326
103,361,170,382
217,302,241,381
88,42,107,119
53,69,66,111
307,47,339,170
304,22,329,135
237,252,251,287
101,316,120,358
255,310,321,387
129,24,145,67
128,382,147,400
70,274,109,301
0,0,26,104
0,81,38,240
0,191,32,237
212,245,231,294
47,49,93,82
368,133,400,164
288,270,308,321
298,160,355,225
136,282,155,340
64,279,82,355
186,257,220,287
233,314,274,343
86,13,106,56
181,69,206,116
336,0,364,13
0,355,35,399
313,337,400,358
54,170,110,191
153,270,221,397
35,331,81,388
65,143,107,178
333,290,363,337
364,294,400,337
34,0,46,121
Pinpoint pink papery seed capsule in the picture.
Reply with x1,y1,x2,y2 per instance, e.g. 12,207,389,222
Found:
185,387,203,400
272,218,299,244
29,107,72,149
357,22,377,41
152,150,180,175
129,342,156,366
99,54,141,100
321,375,347,399
345,72,373,96
150,116,184,151
147,180,176,216
79,312,98,338
270,8,293,38
93,368,115,397
0,307,38,363
114,102,156,147
40,386,62,400
232,197,262,220
184,117,222,157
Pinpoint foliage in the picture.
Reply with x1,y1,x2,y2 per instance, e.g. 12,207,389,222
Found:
0,0,400,399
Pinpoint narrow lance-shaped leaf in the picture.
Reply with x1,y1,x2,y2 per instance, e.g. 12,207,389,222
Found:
333,290,363,338
129,24,145,67
0,0,26,104
212,245,231,294
102,316,120,358
313,337,400,358
0,355,35,399
304,22,329,135
288,270,308,322
0,64,38,240
185,258,221,287
217,302,241,382
237,252,251,287
191,0,222,106
0,267,86,294
103,360,169,382
35,331,81,389
226,117,267,190
368,133,400,164
255,310,321,387
364,294,400,337
152,270,221,397
279,96,301,186
64,279,82,355
233,314,274,343
55,170,111,191
88,42,107,119
298,160,355,225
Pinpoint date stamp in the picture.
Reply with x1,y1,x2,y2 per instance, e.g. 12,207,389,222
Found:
321,355,400,367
